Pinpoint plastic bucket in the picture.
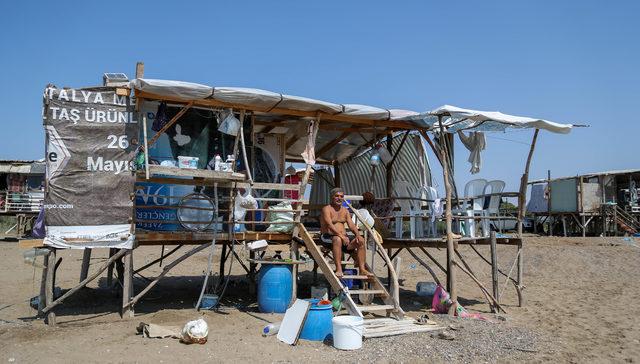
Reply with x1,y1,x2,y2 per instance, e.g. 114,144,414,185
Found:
332,315,364,350
199,294,219,310
299,299,333,341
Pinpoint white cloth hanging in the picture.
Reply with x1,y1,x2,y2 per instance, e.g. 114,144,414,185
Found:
458,131,486,174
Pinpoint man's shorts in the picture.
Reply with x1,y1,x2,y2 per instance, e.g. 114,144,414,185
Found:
320,233,355,253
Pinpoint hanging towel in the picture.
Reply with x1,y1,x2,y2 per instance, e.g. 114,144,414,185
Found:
458,131,486,174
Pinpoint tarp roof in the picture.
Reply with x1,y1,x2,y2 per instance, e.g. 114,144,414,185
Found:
132,79,420,122
403,105,574,134
0,160,45,174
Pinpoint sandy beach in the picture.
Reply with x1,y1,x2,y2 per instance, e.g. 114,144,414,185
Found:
0,236,638,363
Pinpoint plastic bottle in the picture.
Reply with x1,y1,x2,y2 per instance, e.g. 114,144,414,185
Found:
214,154,222,171
262,323,280,336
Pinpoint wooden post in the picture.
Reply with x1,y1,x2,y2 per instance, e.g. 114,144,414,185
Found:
516,128,539,307
438,117,457,308
143,114,150,180
38,250,51,315
80,248,91,282
122,249,134,318
490,231,499,304
547,170,552,236
135,62,144,79
386,134,393,198
45,248,56,326
334,162,340,187
106,248,116,287
582,214,587,237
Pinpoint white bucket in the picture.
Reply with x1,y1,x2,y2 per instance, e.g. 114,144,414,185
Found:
332,315,363,350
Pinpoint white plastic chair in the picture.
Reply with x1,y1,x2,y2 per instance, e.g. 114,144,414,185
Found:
393,180,424,239
482,180,505,234
458,179,487,237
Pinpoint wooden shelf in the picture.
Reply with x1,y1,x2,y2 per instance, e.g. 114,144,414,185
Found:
140,165,246,181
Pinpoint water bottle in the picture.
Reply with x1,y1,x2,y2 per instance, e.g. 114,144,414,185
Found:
214,154,222,171
262,323,280,336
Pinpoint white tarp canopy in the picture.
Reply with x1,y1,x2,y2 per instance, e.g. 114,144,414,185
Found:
405,104,574,134
132,78,419,121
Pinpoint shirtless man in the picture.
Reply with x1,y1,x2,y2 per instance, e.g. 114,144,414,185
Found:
320,187,370,277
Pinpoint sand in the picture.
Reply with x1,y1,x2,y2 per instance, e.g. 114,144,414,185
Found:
0,235,638,363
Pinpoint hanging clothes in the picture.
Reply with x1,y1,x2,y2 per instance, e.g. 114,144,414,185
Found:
458,131,486,174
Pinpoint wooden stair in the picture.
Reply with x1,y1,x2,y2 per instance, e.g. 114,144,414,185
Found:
297,223,404,319
614,205,640,234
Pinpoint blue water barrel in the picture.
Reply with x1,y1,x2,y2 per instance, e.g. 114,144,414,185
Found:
300,299,334,341
258,264,293,313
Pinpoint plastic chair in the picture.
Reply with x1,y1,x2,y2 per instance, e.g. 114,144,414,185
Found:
392,180,424,239
458,179,487,237
482,180,505,234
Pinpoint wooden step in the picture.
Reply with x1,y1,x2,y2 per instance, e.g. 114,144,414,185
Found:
341,275,372,280
328,261,355,266
347,289,386,295
356,304,395,312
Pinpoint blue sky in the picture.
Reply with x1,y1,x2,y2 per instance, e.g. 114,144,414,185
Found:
1,1,638,195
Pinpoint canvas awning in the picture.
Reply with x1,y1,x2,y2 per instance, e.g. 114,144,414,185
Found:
131,79,420,122
403,104,575,134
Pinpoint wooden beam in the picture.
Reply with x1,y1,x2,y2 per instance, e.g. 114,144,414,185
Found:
42,248,128,315
135,90,418,129
147,101,194,148
316,131,350,158
388,130,410,167
418,129,443,168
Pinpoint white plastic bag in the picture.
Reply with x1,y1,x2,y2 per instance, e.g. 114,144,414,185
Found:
266,202,294,233
218,110,240,136
180,318,208,344
351,208,374,229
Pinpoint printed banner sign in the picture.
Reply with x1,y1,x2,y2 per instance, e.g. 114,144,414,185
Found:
42,86,138,248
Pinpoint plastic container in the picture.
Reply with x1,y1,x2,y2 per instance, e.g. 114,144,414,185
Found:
299,299,333,342
257,264,293,313
342,268,360,289
199,294,219,310
332,315,364,350
416,282,438,297
262,323,280,336
178,156,199,169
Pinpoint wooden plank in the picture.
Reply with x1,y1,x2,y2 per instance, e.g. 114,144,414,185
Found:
364,325,444,338
135,90,420,129
146,165,246,181
18,239,45,249
356,304,395,312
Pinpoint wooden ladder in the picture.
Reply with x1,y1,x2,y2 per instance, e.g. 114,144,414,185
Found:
297,224,404,319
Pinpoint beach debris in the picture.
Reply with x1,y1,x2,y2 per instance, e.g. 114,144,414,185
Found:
432,330,456,340
181,319,209,344
136,322,181,339
277,299,310,345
